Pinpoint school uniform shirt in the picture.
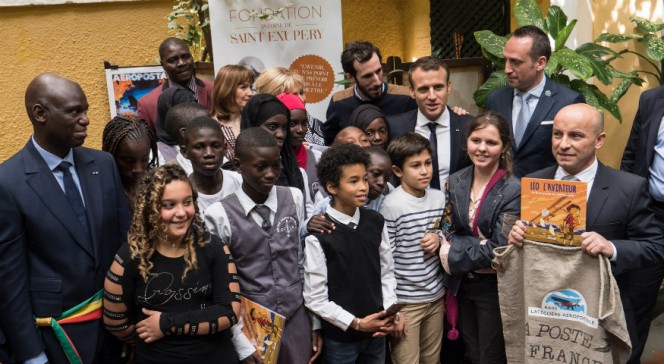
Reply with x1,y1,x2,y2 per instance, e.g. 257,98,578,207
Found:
303,205,397,330
305,183,394,237
165,150,230,177
196,170,243,213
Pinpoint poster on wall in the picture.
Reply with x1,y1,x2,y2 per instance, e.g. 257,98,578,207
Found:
208,0,344,120
104,64,166,118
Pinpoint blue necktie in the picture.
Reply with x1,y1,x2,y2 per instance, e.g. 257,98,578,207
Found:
514,93,532,147
57,161,90,236
426,122,441,190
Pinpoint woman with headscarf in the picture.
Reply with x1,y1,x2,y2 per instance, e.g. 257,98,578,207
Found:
276,92,323,205
349,104,390,149
256,66,325,146
240,93,309,187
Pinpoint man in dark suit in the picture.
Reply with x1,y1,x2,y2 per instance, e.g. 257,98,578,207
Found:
509,104,664,364
621,86,664,363
486,25,585,177
387,56,473,190
0,73,131,363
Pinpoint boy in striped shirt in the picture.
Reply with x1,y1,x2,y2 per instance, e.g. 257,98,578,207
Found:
380,132,445,363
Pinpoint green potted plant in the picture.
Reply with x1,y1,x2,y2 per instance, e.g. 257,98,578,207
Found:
473,0,643,122
167,0,212,62
596,16,664,85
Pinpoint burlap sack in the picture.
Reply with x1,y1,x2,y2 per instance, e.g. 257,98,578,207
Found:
492,241,631,364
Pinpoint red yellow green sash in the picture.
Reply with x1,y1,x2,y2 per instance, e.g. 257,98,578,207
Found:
34,290,103,364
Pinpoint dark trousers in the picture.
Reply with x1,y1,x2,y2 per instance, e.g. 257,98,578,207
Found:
626,263,664,364
626,201,664,364
458,275,506,364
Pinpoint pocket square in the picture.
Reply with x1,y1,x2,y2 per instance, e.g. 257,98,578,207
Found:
541,120,554,125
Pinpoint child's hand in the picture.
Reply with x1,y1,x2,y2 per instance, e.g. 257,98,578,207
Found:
136,308,164,343
420,232,440,254
307,214,335,234
389,313,408,338
355,311,395,336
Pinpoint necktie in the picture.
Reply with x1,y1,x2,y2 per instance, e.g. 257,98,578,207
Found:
254,205,272,231
426,122,441,190
561,175,580,182
56,161,90,236
514,93,531,147
348,222,357,229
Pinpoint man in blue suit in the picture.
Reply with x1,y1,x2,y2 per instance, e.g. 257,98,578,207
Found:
621,86,664,363
486,25,585,177
0,73,130,363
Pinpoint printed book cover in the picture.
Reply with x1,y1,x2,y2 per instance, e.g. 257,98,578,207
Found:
240,296,286,364
521,178,587,246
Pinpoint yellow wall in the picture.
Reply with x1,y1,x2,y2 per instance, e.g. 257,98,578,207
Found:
0,0,172,162
341,0,404,59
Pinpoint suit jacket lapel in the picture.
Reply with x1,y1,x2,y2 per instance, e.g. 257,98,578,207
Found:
452,167,473,232
646,92,664,164
517,77,556,152
75,149,102,266
449,109,466,174
23,143,95,259
475,179,505,235
406,109,417,133
587,163,610,227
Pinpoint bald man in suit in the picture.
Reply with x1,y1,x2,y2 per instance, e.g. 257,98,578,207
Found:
509,104,664,364
0,73,130,363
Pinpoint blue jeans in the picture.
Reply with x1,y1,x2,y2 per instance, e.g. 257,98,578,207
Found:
324,336,386,364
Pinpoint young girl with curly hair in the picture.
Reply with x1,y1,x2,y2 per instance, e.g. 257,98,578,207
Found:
103,164,240,363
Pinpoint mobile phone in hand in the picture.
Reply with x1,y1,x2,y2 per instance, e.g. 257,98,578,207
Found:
382,303,406,318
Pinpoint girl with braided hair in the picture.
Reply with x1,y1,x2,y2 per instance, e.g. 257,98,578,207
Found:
103,164,241,363
102,115,158,205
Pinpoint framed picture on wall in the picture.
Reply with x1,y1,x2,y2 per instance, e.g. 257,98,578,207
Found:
104,64,166,118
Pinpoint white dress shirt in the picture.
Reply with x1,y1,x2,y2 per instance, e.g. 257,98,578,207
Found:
414,107,451,184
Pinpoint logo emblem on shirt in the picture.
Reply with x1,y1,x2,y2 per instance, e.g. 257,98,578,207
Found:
277,216,298,237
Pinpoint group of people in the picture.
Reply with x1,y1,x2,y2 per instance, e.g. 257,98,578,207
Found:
0,23,663,364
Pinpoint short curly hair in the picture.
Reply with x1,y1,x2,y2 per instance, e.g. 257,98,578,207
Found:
317,143,370,195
